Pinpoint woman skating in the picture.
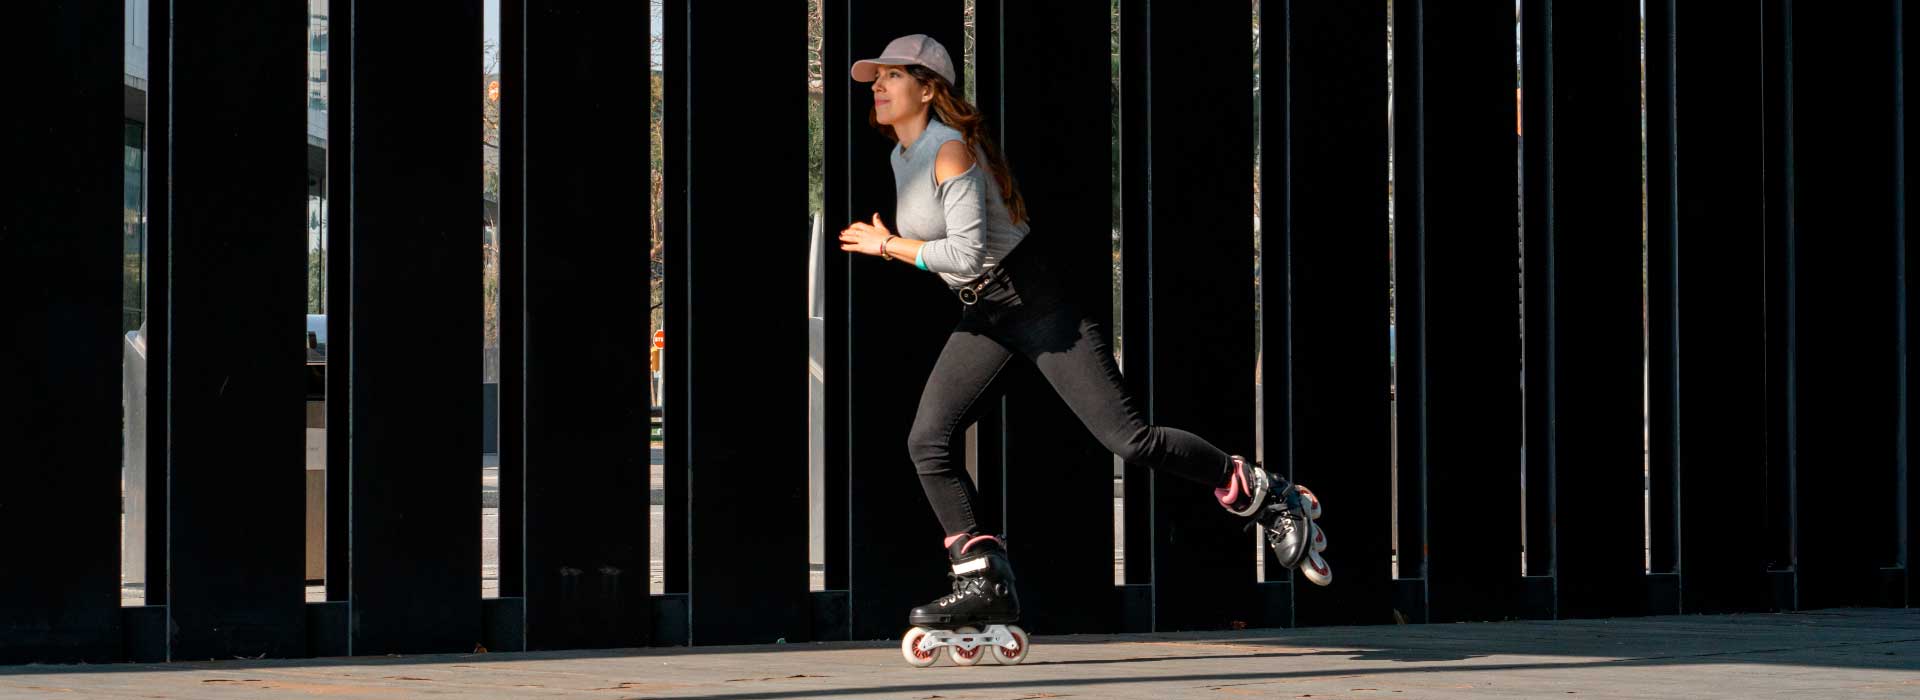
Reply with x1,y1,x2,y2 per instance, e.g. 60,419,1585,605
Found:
839,34,1328,667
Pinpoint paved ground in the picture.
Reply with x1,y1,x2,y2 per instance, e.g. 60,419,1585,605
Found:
4,609,1915,699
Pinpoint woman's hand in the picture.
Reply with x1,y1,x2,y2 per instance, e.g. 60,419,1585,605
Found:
839,213,894,257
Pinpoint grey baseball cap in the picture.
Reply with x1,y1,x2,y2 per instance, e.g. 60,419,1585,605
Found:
850,34,956,85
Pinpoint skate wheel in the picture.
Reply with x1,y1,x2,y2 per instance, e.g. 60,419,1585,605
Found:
901,627,941,667
991,625,1030,665
1311,523,1327,553
948,627,986,666
1294,485,1323,520
1302,549,1333,587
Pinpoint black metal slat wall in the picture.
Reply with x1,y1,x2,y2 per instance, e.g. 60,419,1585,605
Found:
142,0,173,614
979,0,1119,637
517,0,658,651
1287,0,1395,628
0,0,124,667
1760,0,1798,608
1907,0,1920,611
670,0,812,647
165,0,311,661
1669,0,1774,615
1257,0,1293,591
1790,1,1905,610
1539,0,1646,621
663,0,690,602
496,0,525,604
324,0,354,607
1645,0,1679,585
347,0,484,655
1123,0,1260,632
1396,0,1524,625
17,0,1920,668
970,0,1010,570
1519,0,1555,587
1118,0,1155,596
818,0,851,602
1389,0,1426,609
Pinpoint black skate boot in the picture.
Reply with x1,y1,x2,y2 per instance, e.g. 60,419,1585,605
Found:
909,534,1020,627
900,535,1031,667
1216,456,1331,586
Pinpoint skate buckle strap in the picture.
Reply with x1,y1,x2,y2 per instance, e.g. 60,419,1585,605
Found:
951,557,989,575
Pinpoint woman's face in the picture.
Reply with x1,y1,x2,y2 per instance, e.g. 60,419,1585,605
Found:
870,66,929,126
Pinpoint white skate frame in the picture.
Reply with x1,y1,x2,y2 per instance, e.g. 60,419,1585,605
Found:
915,624,1021,654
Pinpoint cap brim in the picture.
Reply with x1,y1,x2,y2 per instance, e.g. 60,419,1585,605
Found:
850,58,914,83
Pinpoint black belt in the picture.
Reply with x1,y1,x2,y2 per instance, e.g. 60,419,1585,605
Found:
955,274,992,305
953,244,1035,305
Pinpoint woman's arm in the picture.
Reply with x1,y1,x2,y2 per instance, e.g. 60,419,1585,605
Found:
839,213,925,267
916,142,987,276
840,141,981,272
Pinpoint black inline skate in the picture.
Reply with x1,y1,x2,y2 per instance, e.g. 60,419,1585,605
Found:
900,534,1030,667
1216,456,1330,586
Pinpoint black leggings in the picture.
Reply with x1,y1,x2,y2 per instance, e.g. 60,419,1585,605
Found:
908,245,1236,536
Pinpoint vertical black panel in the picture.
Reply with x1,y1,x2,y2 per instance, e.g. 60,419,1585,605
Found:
1672,0,1773,614
144,0,174,610
1390,0,1425,601
970,0,1007,544
1760,0,1797,603
1122,0,1257,632
673,0,810,646
1287,0,1395,628
1120,0,1155,590
1907,0,1920,611
519,0,654,650
496,0,525,602
1790,1,1903,610
985,0,1118,636
1644,0,1680,579
832,0,966,641
1542,0,1645,620
0,0,124,666
1520,0,1554,588
350,0,484,655
818,0,852,599
166,0,310,660
1259,0,1294,587
1399,0,1524,624
664,0,689,600
324,0,355,605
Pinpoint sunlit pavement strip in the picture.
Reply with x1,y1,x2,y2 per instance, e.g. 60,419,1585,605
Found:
2,609,1916,699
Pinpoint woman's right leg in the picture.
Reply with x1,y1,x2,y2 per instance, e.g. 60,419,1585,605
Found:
907,329,1017,537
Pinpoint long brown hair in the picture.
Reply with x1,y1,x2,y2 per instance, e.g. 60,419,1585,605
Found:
869,65,1029,226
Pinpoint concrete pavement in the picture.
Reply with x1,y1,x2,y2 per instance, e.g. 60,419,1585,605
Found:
4,608,1915,698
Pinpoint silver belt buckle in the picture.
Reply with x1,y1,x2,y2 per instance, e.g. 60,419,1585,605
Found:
958,286,980,305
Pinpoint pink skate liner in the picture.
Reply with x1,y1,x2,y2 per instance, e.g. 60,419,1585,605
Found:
1214,459,1250,508
960,534,1003,554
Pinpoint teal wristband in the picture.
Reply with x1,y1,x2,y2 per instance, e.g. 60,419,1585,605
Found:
914,247,928,271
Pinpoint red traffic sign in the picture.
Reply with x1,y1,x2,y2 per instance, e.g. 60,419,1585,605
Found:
652,329,665,350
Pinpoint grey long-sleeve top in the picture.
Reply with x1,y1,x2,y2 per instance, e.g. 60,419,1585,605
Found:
890,117,1030,289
